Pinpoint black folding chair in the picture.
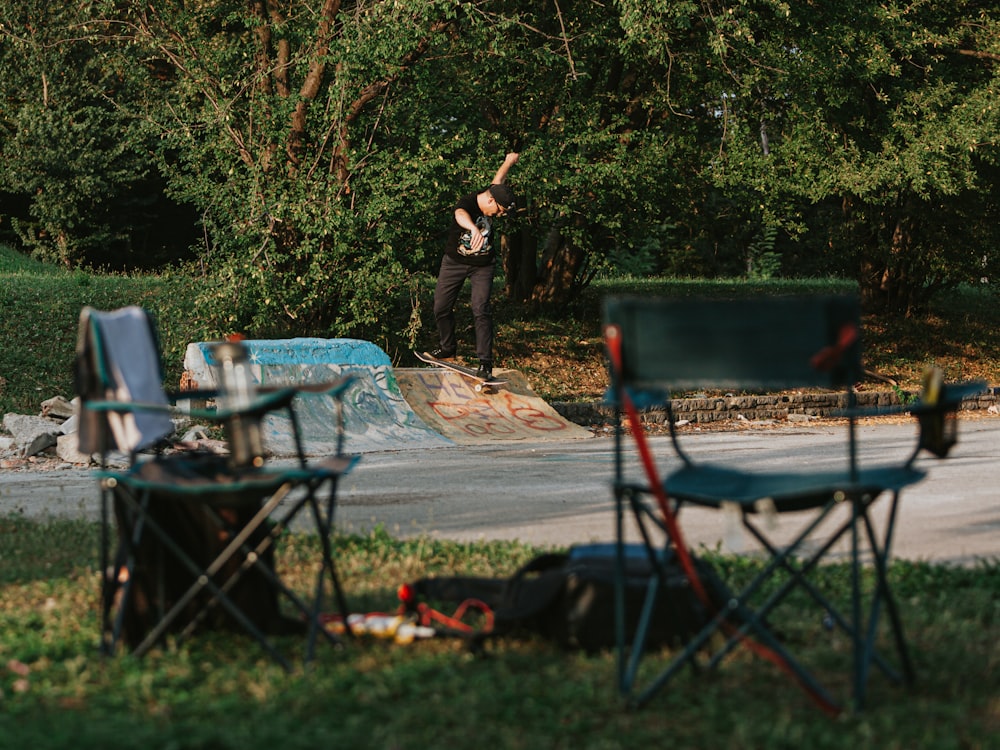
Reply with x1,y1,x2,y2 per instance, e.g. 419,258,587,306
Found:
75,306,359,669
603,294,982,715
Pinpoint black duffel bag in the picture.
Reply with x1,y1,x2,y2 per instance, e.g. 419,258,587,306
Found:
405,543,729,653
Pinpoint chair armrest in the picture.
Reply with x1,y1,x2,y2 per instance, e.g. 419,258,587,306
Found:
836,403,910,419
603,385,669,409
908,375,986,459
212,388,298,420
279,374,357,399
908,380,986,415
82,376,360,461
185,375,356,402
168,375,356,422
216,376,357,418
83,392,294,424
83,399,175,415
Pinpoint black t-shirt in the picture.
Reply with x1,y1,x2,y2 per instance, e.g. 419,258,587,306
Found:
444,191,495,267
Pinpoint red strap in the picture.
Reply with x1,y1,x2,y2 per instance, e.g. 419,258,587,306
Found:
407,600,495,635
604,325,708,602
810,322,858,372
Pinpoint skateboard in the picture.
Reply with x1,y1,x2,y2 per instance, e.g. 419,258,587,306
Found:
414,351,508,392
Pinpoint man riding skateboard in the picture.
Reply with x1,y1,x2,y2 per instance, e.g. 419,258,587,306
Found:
430,151,519,381
414,350,508,392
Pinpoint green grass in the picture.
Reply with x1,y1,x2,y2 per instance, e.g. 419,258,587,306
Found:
0,517,997,749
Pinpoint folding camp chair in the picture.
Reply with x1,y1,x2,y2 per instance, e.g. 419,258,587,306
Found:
603,295,983,716
75,306,359,670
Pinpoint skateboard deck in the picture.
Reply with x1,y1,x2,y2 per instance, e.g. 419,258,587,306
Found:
414,351,508,392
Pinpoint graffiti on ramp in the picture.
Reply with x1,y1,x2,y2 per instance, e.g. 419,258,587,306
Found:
183,338,452,455
394,368,592,443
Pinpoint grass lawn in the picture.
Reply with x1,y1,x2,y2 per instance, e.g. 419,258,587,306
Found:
0,518,996,749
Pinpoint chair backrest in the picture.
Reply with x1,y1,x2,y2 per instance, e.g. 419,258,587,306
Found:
75,306,175,456
603,295,863,394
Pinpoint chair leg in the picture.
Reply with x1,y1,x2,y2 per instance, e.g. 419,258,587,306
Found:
306,477,353,660
122,492,294,670
852,497,864,708
739,492,913,712
622,491,663,686
614,484,628,695
103,492,149,657
747,498,916,677
176,499,333,649
117,484,306,670
696,519,843,713
619,489,918,716
622,535,841,714
849,491,915,711
616,487,757,708
858,493,915,693
99,488,112,652
106,471,354,671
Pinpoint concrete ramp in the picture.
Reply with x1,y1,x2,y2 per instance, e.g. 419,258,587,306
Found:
394,368,592,444
183,339,452,455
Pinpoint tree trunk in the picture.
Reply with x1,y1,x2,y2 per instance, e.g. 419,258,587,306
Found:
858,214,929,316
530,227,585,308
502,226,537,302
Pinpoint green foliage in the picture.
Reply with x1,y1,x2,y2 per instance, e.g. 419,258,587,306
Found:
619,0,1000,311
2,0,1000,331
0,2,175,268
0,245,210,416
0,247,62,275
599,222,676,279
747,225,781,280
0,513,997,749
99,0,467,338
3,250,998,419
3,105,147,266
0,516,100,584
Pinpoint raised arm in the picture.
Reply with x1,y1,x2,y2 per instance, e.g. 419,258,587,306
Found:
491,152,520,184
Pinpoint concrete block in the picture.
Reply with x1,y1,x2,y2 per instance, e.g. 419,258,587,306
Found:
3,414,63,453
56,434,92,465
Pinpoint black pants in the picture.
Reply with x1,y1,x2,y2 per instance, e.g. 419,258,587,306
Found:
433,254,494,363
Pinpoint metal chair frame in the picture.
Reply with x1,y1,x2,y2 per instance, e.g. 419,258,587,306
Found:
76,306,358,670
603,294,981,715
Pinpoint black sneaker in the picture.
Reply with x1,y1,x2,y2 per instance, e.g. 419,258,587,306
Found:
476,362,493,380
430,347,456,361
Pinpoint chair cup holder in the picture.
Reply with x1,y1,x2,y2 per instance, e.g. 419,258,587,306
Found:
224,414,265,469
916,408,958,458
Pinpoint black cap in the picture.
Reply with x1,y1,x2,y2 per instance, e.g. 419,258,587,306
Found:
488,183,517,213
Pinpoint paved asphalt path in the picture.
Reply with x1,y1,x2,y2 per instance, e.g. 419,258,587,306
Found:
2,418,997,566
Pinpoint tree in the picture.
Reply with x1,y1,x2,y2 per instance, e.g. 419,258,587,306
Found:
5,0,997,328
0,2,188,267
618,0,1000,313
103,0,718,324
80,0,459,337
365,0,715,308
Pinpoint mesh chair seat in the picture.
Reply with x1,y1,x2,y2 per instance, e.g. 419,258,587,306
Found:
667,463,926,512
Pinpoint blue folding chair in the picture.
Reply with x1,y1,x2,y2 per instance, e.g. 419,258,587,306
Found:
75,306,359,669
604,294,982,715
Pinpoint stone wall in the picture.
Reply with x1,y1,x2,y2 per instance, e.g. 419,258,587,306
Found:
553,388,1000,427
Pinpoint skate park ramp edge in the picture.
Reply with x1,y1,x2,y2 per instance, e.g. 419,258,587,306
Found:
394,367,592,444
183,338,453,455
